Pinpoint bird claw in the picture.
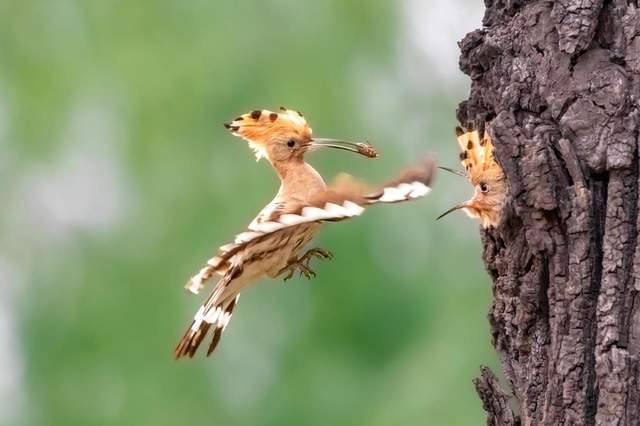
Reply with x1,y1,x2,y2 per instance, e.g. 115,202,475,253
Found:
283,269,294,282
302,248,333,261
299,263,316,280
281,247,333,282
282,260,316,281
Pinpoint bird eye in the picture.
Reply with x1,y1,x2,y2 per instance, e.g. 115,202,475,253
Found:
479,182,488,193
287,139,295,148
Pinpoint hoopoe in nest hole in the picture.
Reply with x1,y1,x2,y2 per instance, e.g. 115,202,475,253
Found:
437,125,505,228
175,107,436,359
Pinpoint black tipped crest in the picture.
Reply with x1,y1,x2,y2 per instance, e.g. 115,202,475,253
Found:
223,122,240,132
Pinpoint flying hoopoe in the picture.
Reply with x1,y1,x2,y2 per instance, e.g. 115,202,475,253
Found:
175,107,436,358
437,125,505,227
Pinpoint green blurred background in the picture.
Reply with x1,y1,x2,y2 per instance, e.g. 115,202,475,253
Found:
0,1,498,425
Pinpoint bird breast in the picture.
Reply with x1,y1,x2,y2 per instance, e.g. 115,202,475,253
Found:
263,223,321,277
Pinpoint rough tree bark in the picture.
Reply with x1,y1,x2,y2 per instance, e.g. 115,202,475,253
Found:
456,1,640,425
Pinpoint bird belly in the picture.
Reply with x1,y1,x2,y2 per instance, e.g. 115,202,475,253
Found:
219,223,322,302
265,223,321,277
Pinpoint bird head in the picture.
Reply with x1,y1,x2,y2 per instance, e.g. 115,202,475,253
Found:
437,126,505,228
224,108,377,163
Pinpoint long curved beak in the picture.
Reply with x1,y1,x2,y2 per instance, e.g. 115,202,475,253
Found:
438,166,467,178
310,138,378,158
436,203,468,221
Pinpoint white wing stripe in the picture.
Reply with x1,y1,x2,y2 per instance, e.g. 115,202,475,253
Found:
378,187,406,202
219,244,237,253
397,183,414,193
279,213,307,226
323,202,349,217
249,221,283,233
235,231,262,244
409,182,430,198
371,181,431,203
343,200,365,215
301,206,333,221
187,281,202,295
206,256,222,267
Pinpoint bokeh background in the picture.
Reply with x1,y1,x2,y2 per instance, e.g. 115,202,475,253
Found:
0,1,499,425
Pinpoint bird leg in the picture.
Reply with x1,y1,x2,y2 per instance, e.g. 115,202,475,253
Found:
280,248,333,281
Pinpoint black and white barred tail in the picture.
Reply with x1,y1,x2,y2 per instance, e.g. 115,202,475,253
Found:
175,266,242,358
175,295,240,358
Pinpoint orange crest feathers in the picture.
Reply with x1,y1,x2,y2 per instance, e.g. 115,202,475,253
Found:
224,108,312,160
456,126,497,185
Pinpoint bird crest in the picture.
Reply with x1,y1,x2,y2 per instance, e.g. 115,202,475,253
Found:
438,126,505,228
223,107,377,161
224,108,312,161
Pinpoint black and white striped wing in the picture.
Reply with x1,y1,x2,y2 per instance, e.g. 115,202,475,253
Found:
362,157,435,205
184,198,364,294
183,157,435,295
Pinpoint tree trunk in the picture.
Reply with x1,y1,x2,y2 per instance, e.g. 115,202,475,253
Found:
456,1,640,425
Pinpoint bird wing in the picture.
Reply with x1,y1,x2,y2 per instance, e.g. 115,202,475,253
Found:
183,197,364,294
183,157,436,295
360,157,435,204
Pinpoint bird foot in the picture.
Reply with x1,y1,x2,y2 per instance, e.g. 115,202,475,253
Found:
281,248,333,281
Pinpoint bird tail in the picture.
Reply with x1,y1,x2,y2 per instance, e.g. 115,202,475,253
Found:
175,267,242,359
174,294,240,358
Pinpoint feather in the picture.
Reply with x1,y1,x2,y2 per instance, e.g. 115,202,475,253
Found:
456,127,498,183
175,268,242,359
363,157,436,204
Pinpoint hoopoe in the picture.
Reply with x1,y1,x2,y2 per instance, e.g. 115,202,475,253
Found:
437,126,505,228
175,108,436,358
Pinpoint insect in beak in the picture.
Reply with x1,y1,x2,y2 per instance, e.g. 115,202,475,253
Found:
436,203,469,221
438,166,467,178
309,138,378,158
